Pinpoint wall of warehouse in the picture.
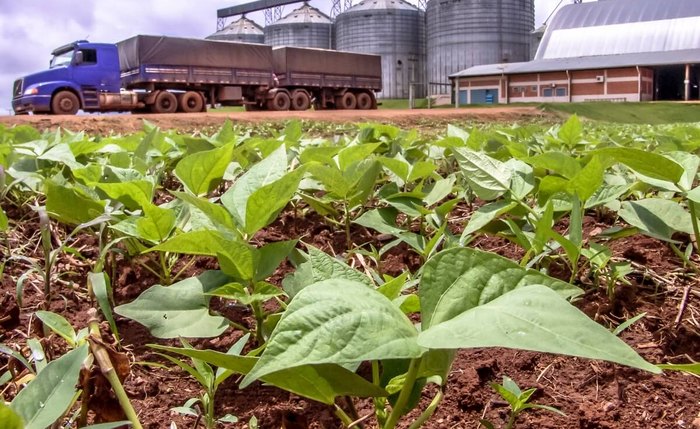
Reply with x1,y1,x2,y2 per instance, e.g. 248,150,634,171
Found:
453,67,655,105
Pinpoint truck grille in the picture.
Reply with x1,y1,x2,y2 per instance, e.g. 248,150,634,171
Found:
12,79,23,98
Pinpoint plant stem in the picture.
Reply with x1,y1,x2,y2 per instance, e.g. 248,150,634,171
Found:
687,201,700,256
372,360,388,427
407,388,444,429
87,309,144,429
344,203,352,249
335,404,354,427
504,411,518,429
159,252,171,285
383,357,422,429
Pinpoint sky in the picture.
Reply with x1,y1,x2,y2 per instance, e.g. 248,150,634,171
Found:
0,0,587,114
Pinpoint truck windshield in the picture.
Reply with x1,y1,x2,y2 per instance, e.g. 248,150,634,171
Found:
50,50,74,68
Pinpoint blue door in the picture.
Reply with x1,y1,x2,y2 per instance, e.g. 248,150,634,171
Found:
459,90,468,105
470,88,499,104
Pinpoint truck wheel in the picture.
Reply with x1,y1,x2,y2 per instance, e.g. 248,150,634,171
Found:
267,92,291,111
151,91,178,114
177,91,204,113
290,90,311,111
337,92,357,110
51,91,80,115
356,92,374,110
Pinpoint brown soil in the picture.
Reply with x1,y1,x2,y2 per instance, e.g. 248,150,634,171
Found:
0,106,550,135
1,111,698,429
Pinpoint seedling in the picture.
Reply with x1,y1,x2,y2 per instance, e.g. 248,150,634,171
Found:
154,334,250,429
480,376,564,429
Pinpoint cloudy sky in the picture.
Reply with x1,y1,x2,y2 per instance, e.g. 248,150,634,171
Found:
0,0,587,114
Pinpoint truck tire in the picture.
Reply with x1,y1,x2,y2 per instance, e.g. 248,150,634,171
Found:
267,92,291,111
356,92,374,110
51,91,80,115
151,91,178,114
336,92,357,110
290,90,311,111
177,91,204,113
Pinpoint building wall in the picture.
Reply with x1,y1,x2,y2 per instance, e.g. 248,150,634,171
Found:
454,67,654,104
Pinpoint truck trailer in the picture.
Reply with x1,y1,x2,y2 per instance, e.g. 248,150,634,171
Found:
11,35,382,115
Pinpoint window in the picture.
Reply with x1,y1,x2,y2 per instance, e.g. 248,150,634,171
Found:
531,85,537,92
555,87,567,97
80,49,97,64
543,88,553,97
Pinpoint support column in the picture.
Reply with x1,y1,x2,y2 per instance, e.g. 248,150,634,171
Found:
454,79,459,108
685,64,691,101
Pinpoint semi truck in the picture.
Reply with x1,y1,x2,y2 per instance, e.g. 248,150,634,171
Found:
11,35,382,115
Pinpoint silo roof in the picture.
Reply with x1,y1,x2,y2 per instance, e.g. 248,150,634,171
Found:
344,0,420,13
273,3,332,24
536,0,700,60
210,16,263,36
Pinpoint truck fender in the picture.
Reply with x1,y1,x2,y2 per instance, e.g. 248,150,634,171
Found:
36,82,84,107
264,88,290,100
143,90,161,105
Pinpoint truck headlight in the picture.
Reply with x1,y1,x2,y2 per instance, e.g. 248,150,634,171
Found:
23,87,39,95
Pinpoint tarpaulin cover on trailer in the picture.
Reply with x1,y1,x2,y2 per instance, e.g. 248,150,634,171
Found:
272,47,381,78
117,35,273,72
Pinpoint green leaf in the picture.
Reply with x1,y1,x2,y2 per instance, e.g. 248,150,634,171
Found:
282,246,374,298
595,148,684,183
418,285,660,373
45,181,105,226
527,152,581,179
244,168,304,235
337,143,382,171
114,271,230,338
618,199,693,242
0,402,24,429
462,201,517,237
10,344,89,429
147,230,232,256
171,191,236,232
35,311,76,347
81,422,133,429
175,143,234,196
241,279,424,387
420,248,581,329
255,240,297,281
96,181,153,210
657,362,700,375
136,204,176,244
0,206,7,232
208,282,284,306
149,345,386,404
89,272,120,342
557,115,583,148
453,148,511,201
221,144,287,229
568,156,604,202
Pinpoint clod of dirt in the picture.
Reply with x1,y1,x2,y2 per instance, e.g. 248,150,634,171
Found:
0,292,20,332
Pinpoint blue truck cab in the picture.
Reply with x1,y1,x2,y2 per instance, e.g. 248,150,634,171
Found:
12,41,122,115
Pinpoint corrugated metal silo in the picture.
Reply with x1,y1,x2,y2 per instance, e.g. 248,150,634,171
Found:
335,0,426,99
426,0,534,93
206,16,265,44
264,2,333,49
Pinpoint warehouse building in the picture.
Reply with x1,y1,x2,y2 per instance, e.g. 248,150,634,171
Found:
449,0,700,104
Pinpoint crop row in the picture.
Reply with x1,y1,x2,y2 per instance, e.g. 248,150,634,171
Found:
0,117,699,428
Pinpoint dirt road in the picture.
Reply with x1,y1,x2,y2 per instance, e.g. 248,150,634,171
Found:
0,106,553,134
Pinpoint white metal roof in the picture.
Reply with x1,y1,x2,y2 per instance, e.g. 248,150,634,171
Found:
536,0,700,60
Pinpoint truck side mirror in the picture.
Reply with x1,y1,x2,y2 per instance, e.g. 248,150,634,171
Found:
74,51,84,65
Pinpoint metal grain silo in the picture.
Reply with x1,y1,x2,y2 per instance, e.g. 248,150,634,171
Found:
426,0,534,93
206,16,265,44
264,2,333,49
335,0,426,99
